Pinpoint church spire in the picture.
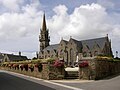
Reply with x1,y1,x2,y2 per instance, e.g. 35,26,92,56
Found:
39,13,50,51
42,13,47,31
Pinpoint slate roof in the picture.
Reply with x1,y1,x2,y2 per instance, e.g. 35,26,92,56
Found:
62,40,68,44
81,37,107,50
42,36,107,51
43,44,59,51
5,54,28,61
0,54,4,60
70,37,107,50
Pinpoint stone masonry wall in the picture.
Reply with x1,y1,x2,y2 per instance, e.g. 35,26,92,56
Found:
0,62,65,80
79,58,120,80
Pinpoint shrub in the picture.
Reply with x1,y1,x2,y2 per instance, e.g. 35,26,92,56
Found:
19,64,24,71
53,60,64,68
28,64,34,72
23,64,28,71
79,61,89,68
35,63,43,72
47,58,55,63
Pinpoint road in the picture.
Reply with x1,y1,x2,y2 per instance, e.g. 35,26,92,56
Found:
53,75,120,90
0,70,80,90
0,71,55,90
0,70,120,90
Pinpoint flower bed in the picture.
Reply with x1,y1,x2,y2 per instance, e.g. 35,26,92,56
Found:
0,58,65,80
79,61,89,68
35,63,43,72
53,60,64,68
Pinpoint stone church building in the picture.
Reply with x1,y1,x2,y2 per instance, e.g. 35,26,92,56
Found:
38,14,113,66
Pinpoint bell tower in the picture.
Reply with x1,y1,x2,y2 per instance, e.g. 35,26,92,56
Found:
39,13,50,51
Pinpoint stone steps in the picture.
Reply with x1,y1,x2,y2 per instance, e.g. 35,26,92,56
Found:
65,67,79,79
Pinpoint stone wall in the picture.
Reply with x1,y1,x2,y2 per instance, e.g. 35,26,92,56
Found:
41,63,65,80
79,58,120,80
95,59,120,79
79,59,96,80
0,62,65,80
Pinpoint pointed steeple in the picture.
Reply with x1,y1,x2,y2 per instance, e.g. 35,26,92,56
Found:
42,13,47,31
39,12,50,51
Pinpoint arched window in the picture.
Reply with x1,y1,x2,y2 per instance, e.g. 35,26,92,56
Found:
70,48,74,65
83,52,87,57
94,51,98,56
89,52,92,57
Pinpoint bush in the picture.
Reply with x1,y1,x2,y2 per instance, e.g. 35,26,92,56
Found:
53,60,64,68
47,58,55,63
79,61,89,68
28,64,34,72
35,63,43,72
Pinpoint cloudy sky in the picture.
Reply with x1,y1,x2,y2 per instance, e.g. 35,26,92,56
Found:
0,0,120,58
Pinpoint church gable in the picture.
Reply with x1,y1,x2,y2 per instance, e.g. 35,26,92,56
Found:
82,43,91,57
42,44,59,58
67,38,78,49
92,42,101,56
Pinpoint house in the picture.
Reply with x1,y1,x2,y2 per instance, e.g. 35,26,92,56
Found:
0,52,28,62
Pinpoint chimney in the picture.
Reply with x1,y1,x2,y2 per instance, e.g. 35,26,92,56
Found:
19,51,21,56
36,51,39,59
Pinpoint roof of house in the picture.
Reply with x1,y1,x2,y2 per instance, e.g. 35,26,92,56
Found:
62,40,68,44
81,37,107,50
0,54,4,60
43,44,59,51
5,54,28,61
41,36,108,51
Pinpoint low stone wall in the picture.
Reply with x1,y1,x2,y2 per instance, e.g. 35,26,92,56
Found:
95,59,120,79
79,59,96,80
0,63,65,80
41,63,65,80
79,58,120,80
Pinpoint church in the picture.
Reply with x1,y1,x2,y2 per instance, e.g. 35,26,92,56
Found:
38,13,113,66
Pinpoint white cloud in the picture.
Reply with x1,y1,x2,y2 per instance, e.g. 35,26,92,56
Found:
0,2,120,58
48,4,110,40
0,0,24,11
97,0,114,9
0,0,42,58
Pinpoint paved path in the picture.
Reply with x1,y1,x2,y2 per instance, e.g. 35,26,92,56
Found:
0,70,120,90
52,75,120,90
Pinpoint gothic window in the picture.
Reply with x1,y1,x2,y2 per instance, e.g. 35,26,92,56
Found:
70,48,74,64
51,55,53,58
54,49,56,53
83,52,87,57
55,51,58,57
60,50,63,57
47,50,50,54
89,52,92,57
86,45,90,50
45,55,47,58
94,51,98,56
